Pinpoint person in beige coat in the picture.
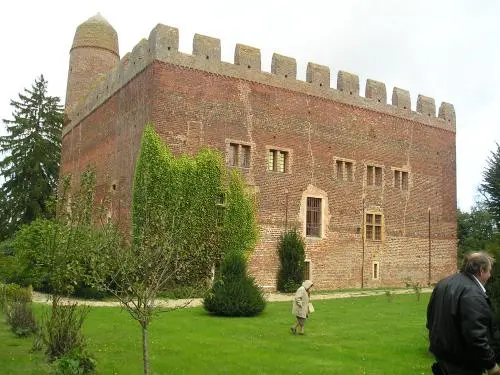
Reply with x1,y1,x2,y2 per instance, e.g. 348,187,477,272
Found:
291,280,313,335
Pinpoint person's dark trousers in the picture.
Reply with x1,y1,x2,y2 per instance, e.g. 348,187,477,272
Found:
432,361,482,375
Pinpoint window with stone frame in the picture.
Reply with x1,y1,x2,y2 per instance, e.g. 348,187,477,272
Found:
227,141,251,169
334,158,355,181
366,165,383,186
306,197,322,237
365,212,383,241
267,148,290,173
393,169,409,191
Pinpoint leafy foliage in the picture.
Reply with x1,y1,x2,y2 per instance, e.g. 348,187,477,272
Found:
52,349,96,375
11,171,121,296
457,206,495,264
1,283,36,337
480,143,500,227
203,251,266,317
5,300,37,337
0,75,63,241
277,229,306,292
38,296,90,362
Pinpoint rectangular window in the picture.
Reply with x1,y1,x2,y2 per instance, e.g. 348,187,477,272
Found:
277,151,286,173
227,142,252,169
366,213,383,241
267,149,289,173
367,165,382,186
267,150,275,171
303,260,311,281
241,145,251,168
394,170,401,188
334,158,355,182
372,262,379,280
345,162,353,181
394,169,409,191
401,171,409,190
336,160,343,180
229,143,239,167
306,197,322,237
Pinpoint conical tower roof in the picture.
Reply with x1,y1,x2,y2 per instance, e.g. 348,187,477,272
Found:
71,13,119,56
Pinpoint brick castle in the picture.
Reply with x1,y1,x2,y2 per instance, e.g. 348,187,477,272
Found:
61,14,457,291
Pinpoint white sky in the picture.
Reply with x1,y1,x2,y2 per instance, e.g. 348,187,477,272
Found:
1,0,499,212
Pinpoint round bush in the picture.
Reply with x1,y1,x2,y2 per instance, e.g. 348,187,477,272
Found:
203,251,265,317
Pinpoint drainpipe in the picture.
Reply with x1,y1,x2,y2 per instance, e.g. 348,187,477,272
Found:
284,189,289,231
361,196,366,289
428,207,431,285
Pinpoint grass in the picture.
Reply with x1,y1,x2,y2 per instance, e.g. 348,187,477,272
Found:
0,293,434,374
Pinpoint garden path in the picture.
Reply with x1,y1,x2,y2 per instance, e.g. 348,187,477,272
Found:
32,287,432,309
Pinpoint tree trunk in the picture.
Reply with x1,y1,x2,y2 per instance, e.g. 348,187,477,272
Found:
142,323,150,375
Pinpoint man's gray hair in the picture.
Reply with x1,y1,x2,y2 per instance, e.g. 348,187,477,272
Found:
460,251,495,276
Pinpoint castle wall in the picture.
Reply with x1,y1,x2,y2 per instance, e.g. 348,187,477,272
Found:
62,23,457,291
147,62,456,289
61,67,154,233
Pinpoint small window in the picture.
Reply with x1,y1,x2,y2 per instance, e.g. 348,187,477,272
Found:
304,260,311,281
393,169,409,191
336,160,343,180
366,165,383,186
345,162,353,181
306,197,322,237
334,158,355,182
401,171,409,190
227,142,252,169
229,143,239,167
366,213,383,241
372,262,380,280
268,149,289,173
241,145,251,168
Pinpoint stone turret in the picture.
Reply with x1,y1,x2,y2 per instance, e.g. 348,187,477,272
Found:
65,13,119,123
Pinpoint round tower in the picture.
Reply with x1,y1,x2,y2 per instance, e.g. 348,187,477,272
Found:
65,13,119,122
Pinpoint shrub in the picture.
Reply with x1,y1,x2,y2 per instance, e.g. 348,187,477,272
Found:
52,349,96,375
0,283,32,312
40,296,90,361
5,300,37,336
0,239,16,283
277,229,306,293
0,283,36,336
203,251,266,317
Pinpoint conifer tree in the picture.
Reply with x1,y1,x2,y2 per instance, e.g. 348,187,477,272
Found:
481,143,500,227
0,75,63,240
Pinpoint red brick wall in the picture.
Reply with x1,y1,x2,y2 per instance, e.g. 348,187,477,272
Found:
62,60,457,290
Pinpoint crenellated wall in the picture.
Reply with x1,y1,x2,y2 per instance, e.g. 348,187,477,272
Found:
62,19,457,291
64,23,455,136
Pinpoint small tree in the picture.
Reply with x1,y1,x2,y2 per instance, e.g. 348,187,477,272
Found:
203,250,265,316
277,229,306,293
12,170,118,368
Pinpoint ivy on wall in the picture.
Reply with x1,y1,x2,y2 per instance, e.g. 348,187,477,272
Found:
132,125,258,287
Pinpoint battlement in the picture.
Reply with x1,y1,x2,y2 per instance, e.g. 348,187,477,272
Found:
64,23,456,136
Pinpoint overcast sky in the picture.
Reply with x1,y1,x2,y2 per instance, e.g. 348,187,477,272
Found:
1,0,499,212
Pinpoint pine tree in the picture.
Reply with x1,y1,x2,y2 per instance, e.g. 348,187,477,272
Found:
481,143,500,227
0,75,63,240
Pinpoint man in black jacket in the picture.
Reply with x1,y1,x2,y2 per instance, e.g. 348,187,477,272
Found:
427,251,500,375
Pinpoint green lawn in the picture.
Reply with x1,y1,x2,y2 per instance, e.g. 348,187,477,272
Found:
0,293,434,374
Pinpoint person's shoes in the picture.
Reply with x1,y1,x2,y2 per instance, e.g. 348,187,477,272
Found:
290,327,296,335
